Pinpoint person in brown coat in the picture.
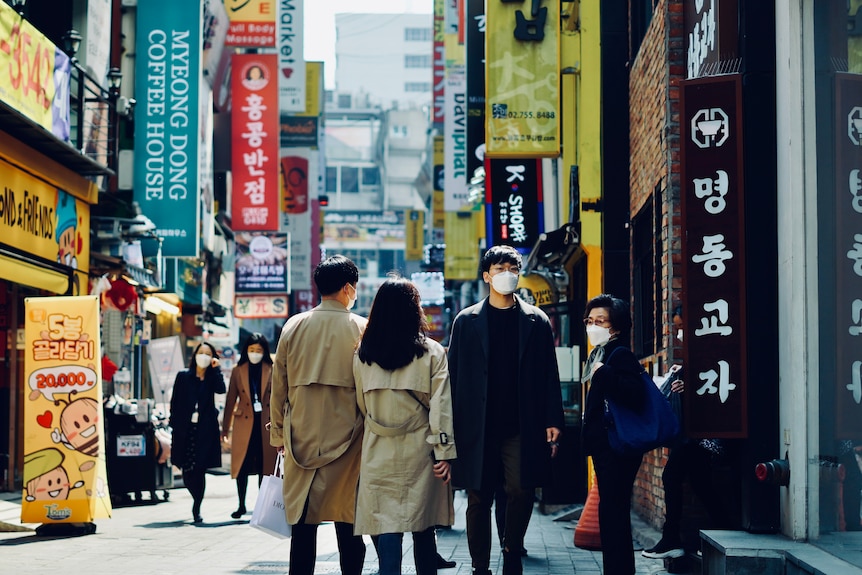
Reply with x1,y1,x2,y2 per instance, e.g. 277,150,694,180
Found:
270,255,367,575
222,332,278,519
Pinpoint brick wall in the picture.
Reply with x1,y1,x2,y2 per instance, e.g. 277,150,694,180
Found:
627,0,686,531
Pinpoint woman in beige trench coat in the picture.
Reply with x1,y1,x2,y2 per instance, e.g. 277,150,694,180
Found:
353,277,457,575
222,333,278,518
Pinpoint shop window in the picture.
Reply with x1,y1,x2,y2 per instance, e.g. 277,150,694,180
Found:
326,167,338,193
341,166,359,193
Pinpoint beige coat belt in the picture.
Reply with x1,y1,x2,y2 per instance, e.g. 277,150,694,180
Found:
364,410,426,438
284,404,363,470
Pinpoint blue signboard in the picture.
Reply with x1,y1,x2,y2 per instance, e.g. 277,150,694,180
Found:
134,0,203,257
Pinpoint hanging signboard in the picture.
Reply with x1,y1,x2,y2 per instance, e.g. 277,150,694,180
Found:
225,0,275,47
834,73,862,436
234,232,288,293
680,74,747,438
485,0,560,158
485,158,544,254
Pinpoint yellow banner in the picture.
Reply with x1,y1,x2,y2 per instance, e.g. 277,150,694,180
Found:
0,161,90,272
0,2,60,133
405,210,425,261
226,0,275,23
22,296,111,523
299,62,323,117
444,212,480,280
485,0,560,158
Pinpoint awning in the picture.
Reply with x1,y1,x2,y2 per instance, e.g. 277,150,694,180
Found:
0,254,72,294
523,223,581,274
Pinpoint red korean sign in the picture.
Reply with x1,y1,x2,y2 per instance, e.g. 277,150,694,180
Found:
231,53,279,231
680,74,747,438
281,155,309,214
835,74,862,437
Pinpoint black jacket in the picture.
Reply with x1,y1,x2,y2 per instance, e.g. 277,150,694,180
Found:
170,367,226,470
448,297,565,490
582,339,646,456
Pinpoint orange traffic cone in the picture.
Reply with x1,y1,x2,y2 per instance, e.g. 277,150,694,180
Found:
574,478,602,550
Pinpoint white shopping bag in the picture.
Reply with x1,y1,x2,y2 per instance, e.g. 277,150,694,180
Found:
249,452,291,539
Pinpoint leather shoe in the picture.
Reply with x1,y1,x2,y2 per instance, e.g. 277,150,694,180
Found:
192,514,203,524
436,553,456,569
230,506,246,519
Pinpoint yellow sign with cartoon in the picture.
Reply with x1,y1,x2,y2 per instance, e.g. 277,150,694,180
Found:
22,296,111,524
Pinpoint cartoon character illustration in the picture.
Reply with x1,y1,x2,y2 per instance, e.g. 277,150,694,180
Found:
51,394,101,457
23,448,84,502
56,190,79,269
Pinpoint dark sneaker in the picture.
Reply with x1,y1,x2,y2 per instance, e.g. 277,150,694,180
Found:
641,538,684,559
436,553,457,569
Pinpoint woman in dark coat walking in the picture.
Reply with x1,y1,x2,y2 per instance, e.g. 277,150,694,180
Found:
581,294,647,575
170,341,226,523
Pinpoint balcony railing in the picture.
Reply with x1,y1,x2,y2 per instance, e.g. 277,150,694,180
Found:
69,60,118,178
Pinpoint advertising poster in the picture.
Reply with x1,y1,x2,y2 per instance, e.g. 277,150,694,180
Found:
225,0,276,47
232,53,280,231
235,232,288,293
134,0,202,256
281,155,309,214
485,0,560,158
21,296,111,523
278,0,305,112
0,2,70,141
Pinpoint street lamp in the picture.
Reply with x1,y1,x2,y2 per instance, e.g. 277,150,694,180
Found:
107,67,123,94
61,29,82,59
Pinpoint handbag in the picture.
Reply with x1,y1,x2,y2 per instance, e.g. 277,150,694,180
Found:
603,347,681,455
249,452,292,539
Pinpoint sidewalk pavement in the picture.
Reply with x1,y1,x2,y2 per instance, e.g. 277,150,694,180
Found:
0,467,677,575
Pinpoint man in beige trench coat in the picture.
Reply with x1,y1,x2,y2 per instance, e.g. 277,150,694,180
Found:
270,255,367,575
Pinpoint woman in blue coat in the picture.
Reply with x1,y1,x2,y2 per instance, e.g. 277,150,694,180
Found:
170,341,226,523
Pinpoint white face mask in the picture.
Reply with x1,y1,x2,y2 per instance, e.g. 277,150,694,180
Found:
490,271,519,295
247,352,264,365
345,284,357,310
586,325,612,347
195,353,212,369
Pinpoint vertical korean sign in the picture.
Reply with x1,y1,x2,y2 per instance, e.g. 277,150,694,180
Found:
134,0,202,257
232,53,280,231
680,75,747,437
278,0,305,113
835,74,862,436
485,0,560,158
432,0,446,131
22,296,111,523
465,0,486,179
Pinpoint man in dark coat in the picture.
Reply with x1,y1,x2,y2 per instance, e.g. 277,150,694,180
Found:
448,245,565,575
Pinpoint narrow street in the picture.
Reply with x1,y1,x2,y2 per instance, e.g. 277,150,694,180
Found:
0,467,672,575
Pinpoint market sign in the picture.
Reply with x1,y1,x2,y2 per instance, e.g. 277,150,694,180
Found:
231,53,280,231
235,232,288,293
22,296,111,523
134,0,202,256
834,73,862,436
277,0,305,112
0,2,71,141
680,74,747,438
485,0,560,158
485,158,543,254
225,0,275,47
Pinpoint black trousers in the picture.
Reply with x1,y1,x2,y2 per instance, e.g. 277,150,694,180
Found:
289,521,366,575
662,441,729,540
376,527,436,575
592,448,643,575
465,435,533,571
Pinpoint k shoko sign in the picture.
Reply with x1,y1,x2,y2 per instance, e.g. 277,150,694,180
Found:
680,74,747,438
484,158,544,254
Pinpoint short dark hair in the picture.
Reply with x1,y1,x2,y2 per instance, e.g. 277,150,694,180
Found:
481,245,522,273
357,277,428,371
188,341,219,370
237,332,272,366
584,294,632,337
314,255,359,296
